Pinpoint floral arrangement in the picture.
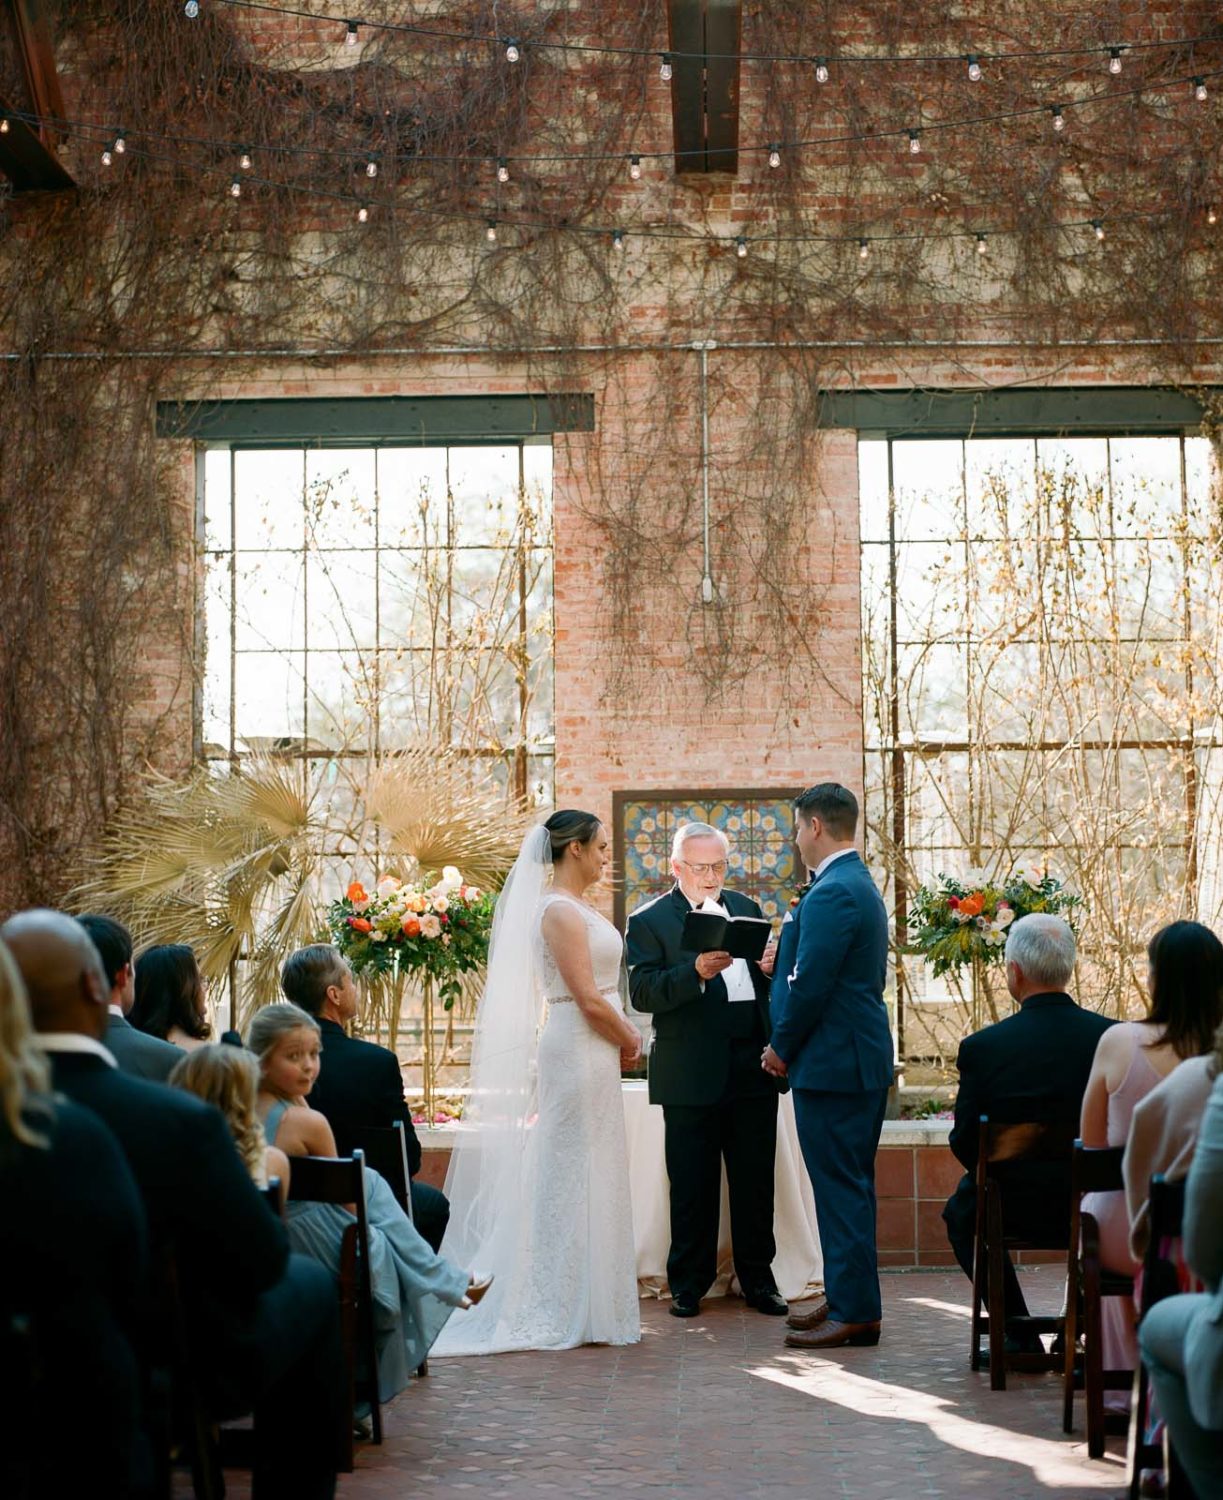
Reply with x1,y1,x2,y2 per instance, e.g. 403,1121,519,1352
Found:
907,865,1083,976
328,866,495,1010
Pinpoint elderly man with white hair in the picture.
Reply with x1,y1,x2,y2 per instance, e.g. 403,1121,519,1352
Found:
942,912,1114,1344
627,821,786,1319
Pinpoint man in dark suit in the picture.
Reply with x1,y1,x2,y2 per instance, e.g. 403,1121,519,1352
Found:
281,943,449,1251
627,821,786,1319
942,912,1113,1337
78,913,185,1082
764,783,893,1349
4,909,343,1500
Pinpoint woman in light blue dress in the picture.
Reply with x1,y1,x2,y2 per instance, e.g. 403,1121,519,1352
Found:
250,1002,490,1400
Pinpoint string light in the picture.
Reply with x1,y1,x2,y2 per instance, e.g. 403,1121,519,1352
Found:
976,231,988,254
229,174,242,197
114,131,127,155
496,156,510,183
357,203,369,222
504,38,520,63
365,153,378,178
344,20,358,46
1108,47,1123,75
908,129,921,154
858,237,870,259
611,228,625,250
239,147,253,170
0,117,8,133
1208,205,1218,225
967,54,982,82
184,0,199,14
628,155,642,180
101,142,114,166
1195,77,1208,101
814,57,830,83
767,143,781,168
1051,105,1065,132
1092,218,1105,241
485,218,498,243
736,236,748,258
659,53,673,82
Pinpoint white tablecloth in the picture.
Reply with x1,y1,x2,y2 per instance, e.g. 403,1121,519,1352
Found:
622,1081,823,1302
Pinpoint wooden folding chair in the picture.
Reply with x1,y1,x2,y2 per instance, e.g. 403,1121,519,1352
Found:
288,1150,382,1471
1061,1142,1135,1456
350,1122,428,1376
1127,1174,1188,1499
159,1246,225,1500
970,1115,1079,1390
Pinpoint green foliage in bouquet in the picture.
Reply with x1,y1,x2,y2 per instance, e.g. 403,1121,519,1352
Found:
328,869,495,1011
908,866,1084,977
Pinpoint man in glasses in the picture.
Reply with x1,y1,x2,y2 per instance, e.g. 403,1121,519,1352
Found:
627,821,786,1319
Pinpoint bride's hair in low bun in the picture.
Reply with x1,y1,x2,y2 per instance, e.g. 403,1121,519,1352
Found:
543,809,601,864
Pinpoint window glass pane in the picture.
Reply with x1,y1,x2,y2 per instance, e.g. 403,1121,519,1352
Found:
858,439,889,542
233,449,304,549
891,439,964,541
234,652,305,741
378,550,437,647
305,651,377,750
234,552,304,652
305,550,378,650
1183,437,1217,526
378,650,433,748
305,450,376,549
203,448,232,552
965,438,1035,540
895,542,962,643
1109,437,1184,538
897,642,967,737
449,447,521,545
522,444,554,530
1035,438,1109,535
378,448,448,547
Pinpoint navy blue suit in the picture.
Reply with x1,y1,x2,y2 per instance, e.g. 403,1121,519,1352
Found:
770,850,893,1324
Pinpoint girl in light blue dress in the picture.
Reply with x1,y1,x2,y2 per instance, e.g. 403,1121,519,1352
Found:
250,1003,490,1400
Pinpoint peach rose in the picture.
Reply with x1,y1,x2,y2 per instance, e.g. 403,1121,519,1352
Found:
431,894,450,914
376,875,402,900
420,914,442,939
401,915,422,938
349,917,373,934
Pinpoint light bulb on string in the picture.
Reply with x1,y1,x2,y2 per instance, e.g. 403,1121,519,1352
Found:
611,229,625,251
357,204,369,223
229,175,242,198
1195,78,1208,102
184,0,199,15
365,154,378,178
976,232,988,254
858,237,870,260
504,39,520,63
114,131,126,155
1051,105,1065,132
344,20,358,46
1108,48,1123,75
101,143,113,166
736,236,748,258
628,155,642,180
1208,205,1218,226
767,144,781,169
239,147,253,170
496,157,510,183
908,129,921,154
485,219,498,244
1092,218,1105,241
814,57,829,84
659,53,673,82
966,55,982,82
0,117,9,134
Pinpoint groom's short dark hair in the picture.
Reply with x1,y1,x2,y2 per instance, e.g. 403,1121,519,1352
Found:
793,783,858,838
281,944,348,1017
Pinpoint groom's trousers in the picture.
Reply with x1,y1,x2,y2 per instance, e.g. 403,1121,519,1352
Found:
662,1040,779,1300
792,1086,889,1325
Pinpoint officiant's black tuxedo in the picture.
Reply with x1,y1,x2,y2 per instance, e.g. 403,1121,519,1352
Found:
627,885,781,1303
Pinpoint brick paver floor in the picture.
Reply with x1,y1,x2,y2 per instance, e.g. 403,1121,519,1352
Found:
192,1267,1129,1499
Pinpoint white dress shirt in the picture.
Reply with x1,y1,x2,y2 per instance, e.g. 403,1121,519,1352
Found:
36,1033,118,1067
812,846,857,881
697,897,758,1002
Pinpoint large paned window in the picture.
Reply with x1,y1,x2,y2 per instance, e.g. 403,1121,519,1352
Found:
860,434,1222,1061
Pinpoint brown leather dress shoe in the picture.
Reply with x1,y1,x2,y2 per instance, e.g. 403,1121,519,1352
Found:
786,1298,829,1331
785,1319,881,1349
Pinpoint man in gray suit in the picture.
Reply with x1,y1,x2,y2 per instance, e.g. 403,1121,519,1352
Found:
1139,1069,1223,1496
78,914,184,1082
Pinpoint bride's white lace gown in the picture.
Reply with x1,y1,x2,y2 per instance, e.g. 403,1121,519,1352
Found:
433,892,641,1354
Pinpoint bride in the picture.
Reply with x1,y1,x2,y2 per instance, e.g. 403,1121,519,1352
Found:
432,810,643,1354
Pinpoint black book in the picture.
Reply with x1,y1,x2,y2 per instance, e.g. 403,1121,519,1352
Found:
681,909,772,962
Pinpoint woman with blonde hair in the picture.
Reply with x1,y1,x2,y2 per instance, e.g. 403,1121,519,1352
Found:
170,1042,290,1201
0,937,148,1498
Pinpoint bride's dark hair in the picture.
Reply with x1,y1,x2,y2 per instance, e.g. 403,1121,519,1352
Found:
543,809,601,863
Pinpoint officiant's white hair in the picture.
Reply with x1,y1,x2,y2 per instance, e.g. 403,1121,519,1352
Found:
1004,914,1076,988
671,821,730,860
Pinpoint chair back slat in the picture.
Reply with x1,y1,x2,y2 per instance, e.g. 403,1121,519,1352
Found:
261,1177,283,1218
350,1123,411,1216
1137,1173,1187,1316
1071,1142,1125,1197
980,1116,1080,1168
288,1150,366,1207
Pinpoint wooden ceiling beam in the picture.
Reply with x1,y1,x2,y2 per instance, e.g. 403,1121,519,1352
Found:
0,0,74,191
667,0,742,175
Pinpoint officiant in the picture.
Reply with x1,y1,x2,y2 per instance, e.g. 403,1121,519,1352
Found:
626,821,787,1319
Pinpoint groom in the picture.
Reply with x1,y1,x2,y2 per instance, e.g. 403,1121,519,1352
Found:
763,783,893,1349
627,821,786,1319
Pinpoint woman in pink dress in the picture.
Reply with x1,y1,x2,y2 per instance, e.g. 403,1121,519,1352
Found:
1080,921,1223,1405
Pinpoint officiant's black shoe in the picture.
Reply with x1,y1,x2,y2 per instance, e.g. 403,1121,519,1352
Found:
670,1293,701,1318
785,1319,881,1349
746,1289,789,1316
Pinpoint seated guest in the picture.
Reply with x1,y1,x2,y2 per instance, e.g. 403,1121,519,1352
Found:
79,913,185,1081
280,943,449,1251
3,909,343,1500
130,942,211,1052
1138,1066,1223,1498
170,1042,290,1203
249,1001,485,1399
0,937,148,1500
943,913,1114,1345
1080,921,1223,1402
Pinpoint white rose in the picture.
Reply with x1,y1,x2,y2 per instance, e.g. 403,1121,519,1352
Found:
441,865,463,890
376,875,402,900
995,906,1015,927
420,914,442,939
371,930,387,943
351,897,372,914
431,894,450,914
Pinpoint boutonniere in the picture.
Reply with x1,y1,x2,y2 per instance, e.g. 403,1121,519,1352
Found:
789,878,813,909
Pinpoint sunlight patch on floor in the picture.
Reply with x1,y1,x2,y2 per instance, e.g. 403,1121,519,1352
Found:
903,1296,975,1320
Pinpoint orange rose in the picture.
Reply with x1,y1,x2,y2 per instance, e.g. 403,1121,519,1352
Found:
347,881,368,904
349,917,373,934
402,915,422,938
958,893,985,918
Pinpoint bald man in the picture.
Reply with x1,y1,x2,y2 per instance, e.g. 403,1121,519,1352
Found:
5,910,343,1500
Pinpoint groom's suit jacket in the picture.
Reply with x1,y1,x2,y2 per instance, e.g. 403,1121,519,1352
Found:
769,851,893,1094
626,884,778,1107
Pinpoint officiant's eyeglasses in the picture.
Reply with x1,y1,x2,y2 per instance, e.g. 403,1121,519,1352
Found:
678,859,728,877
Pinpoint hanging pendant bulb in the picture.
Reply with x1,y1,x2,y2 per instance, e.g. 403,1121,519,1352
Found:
976,232,988,255
1051,105,1065,132
1207,205,1218,225
1194,78,1208,102
908,129,921,154
1108,48,1123,75
611,229,625,251
629,155,642,180
858,238,870,260
365,154,378,178
486,219,498,243
101,144,113,166
0,117,9,134
814,57,829,84
357,204,370,222
736,236,748,258
505,38,521,63
229,175,242,198
345,20,358,46
184,0,199,15
239,147,253,171
967,54,982,82
1092,218,1105,241
114,132,126,155
767,144,781,169
659,53,673,82
497,157,510,183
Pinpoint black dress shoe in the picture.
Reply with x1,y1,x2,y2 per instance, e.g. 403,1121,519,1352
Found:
670,1293,701,1318
745,1289,789,1316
